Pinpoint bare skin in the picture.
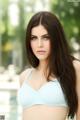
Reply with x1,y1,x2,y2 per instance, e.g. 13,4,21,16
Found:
19,25,80,120
19,59,80,120
23,106,68,120
20,68,69,120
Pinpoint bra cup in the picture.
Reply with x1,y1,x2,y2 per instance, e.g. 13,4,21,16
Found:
18,83,37,108
38,81,67,106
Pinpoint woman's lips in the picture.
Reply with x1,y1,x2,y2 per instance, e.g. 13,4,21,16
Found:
37,51,46,54
37,50,46,52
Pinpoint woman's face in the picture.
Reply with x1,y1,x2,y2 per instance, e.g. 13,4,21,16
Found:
30,25,51,61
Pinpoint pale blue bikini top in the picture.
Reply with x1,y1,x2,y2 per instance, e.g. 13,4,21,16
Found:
18,68,68,109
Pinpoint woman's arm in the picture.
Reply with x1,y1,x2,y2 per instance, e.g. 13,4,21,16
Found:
73,60,80,120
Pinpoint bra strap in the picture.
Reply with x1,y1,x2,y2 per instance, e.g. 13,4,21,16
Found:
24,68,33,83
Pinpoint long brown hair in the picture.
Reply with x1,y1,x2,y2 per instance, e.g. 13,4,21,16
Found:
25,11,78,119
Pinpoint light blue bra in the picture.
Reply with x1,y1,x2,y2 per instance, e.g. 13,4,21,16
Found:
18,68,68,109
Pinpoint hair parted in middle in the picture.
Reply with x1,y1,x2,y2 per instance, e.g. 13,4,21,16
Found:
25,11,78,119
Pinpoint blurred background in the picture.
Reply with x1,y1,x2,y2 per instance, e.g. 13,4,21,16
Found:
0,0,80,119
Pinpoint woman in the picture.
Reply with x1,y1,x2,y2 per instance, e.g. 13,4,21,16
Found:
18,11,80,120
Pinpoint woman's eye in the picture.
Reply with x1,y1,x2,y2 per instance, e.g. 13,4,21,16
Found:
43,36,50,40
31,37,37,41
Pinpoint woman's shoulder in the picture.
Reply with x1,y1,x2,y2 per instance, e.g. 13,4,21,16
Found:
72,59,80,82
19,67,33,86
73,59,80,118
73,59,80,71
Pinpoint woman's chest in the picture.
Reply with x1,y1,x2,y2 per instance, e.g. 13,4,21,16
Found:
18,79,68,108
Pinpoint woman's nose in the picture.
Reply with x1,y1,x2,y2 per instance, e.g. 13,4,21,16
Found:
38,39,43,47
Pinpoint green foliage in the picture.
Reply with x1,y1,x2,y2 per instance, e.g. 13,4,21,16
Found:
51,0,80,54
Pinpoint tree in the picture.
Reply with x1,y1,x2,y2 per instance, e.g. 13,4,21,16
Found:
51,0,80,57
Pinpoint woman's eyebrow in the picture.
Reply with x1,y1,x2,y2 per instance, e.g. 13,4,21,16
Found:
31,35,37,38
41,34,50,37
31,35,36,37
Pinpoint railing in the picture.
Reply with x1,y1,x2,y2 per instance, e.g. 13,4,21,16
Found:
0,80,22,120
